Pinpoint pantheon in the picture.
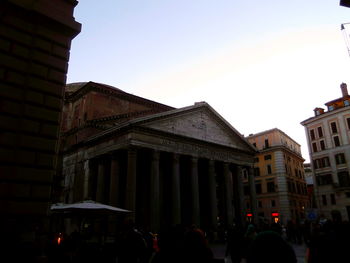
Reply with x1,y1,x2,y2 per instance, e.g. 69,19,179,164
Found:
60,81,258,233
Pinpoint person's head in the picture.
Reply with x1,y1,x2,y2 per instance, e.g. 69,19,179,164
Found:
247,231,296,263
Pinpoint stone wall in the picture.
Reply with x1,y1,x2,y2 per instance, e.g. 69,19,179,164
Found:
0,0,80,258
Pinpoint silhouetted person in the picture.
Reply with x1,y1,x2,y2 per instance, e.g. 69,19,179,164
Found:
225,226,245,263
243,224,257,258
182,227,213,263
116,219,147,263
246,231,296,263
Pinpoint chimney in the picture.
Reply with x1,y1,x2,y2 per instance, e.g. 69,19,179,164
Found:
341,82,348,97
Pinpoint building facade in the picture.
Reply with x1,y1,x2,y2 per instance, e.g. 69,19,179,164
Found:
0,0,80,258
246,129,308,225
60,82,258,234
301,83,350,221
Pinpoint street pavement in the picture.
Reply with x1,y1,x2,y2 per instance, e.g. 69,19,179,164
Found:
210,242,308,263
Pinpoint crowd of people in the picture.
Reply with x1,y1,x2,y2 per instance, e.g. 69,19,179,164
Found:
43,217,350,263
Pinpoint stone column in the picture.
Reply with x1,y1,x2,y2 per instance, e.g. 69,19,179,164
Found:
109,154,120,207
190,157,200,226
150,150,160,233
126,148,137,219
96,160,105,203
248,166,258,224
83,159,90,200
208,160,218,230
235,166,245,227
224,162,234,227
171,153,181,225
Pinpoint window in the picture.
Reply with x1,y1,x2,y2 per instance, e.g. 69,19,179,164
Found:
335,153,346,165
344,100,350,106
264,139,269,148
271,200,276,207
328,105,335,111
324,157,330,167
254,167,260,177
258,201,262,208
347,118,350,130
244,185,250,196
320,140,326,151
316,174,333,186
312,143,318,152
346,192,350,198
331,122,338,134
338,171,350,187
254,157,259,163
333,136,340,147
310,129,316,140
255,184,262,194
267,165,272,175
264,154,272,160
322,195,327,206
330,194,336,205
267,182,275,192
317,127,323,137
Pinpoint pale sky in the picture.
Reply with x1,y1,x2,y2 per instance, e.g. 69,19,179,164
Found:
67,1,350,163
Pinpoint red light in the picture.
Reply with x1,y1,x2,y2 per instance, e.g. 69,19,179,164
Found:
247,213,253,217
271,213,279,217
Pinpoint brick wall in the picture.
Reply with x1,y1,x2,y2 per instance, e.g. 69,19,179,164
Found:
0,0,80,253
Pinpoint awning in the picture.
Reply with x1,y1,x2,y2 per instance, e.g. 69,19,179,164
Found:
50,200,132,214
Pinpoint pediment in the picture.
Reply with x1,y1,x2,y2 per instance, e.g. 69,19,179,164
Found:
138,104,253,152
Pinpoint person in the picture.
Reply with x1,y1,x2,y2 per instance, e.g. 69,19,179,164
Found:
225,225,245,263
182,226,213,263
243,224,257,258
246,230,296,263
116,219,147,263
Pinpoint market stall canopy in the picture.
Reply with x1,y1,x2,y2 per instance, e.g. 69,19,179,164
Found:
50,200,132,214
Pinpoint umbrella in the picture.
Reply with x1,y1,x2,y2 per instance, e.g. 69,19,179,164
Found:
50,200,132,214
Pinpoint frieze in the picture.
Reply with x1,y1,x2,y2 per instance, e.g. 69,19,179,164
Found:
160,139,236,162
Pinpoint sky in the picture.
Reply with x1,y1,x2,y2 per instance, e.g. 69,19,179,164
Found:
67,0,350,163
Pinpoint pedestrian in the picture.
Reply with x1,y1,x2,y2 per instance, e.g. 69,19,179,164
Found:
246,230,296,263
225,225,245,263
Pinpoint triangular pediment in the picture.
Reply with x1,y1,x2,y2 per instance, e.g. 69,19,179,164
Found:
136,103,254,152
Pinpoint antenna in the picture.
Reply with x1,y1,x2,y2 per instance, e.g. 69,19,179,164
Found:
341,23,350,57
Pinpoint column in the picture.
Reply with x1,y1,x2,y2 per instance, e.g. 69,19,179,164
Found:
83,159,90,200
224,162,234,227
235,166,245,227
190,157,200,226
208,160,218,230
248,166,258,224
109,154,120,207
150,150,160,233
171,153,181,225
126,148,137,219
96,160,105,203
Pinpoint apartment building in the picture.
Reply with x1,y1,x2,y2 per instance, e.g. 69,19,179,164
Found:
246,129,308,225
301,83,350,221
